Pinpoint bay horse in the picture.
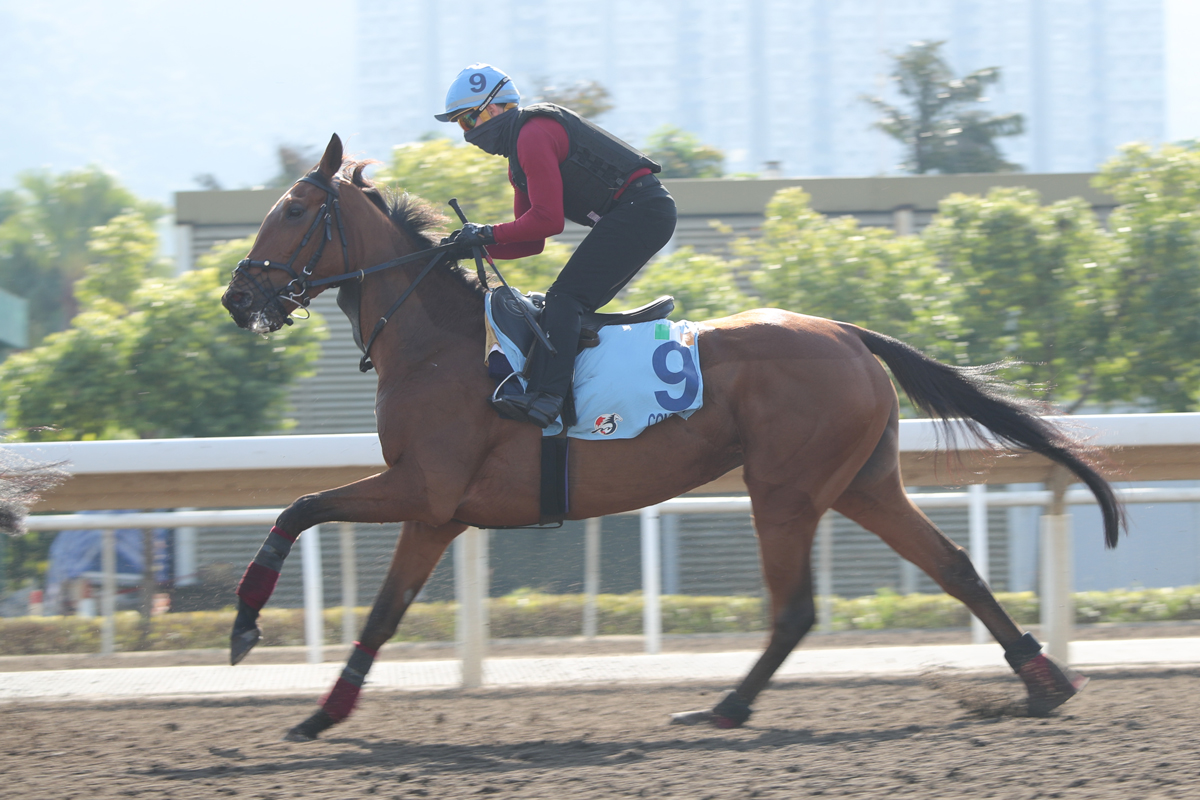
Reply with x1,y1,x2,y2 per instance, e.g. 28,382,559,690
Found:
221,135,1123,741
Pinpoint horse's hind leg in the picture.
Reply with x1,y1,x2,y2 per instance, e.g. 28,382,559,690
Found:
672,499,820,728
285,519,466,741
833,446,1087,714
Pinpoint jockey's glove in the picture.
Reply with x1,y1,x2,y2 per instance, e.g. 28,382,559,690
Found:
442,223,495,259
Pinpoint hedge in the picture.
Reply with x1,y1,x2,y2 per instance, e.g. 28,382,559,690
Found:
2,586,1199,656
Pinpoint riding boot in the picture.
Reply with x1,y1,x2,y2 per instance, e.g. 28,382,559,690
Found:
491,293,584,428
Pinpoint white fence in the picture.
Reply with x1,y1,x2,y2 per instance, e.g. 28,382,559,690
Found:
12,413,1200,684
19,480,1200,679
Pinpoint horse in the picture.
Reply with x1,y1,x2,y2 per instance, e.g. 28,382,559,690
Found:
221,134,1124,741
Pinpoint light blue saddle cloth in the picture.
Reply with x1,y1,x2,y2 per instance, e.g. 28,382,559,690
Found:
485,292,704,440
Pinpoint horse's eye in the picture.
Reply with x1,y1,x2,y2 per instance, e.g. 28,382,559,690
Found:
287,204,305,219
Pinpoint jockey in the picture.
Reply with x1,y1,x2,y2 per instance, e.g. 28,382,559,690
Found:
437,63,678,429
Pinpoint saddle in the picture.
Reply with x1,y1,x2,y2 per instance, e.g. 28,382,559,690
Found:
485,286,677,530
489,285,675,361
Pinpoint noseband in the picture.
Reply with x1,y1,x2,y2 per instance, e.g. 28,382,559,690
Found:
232,170,464,370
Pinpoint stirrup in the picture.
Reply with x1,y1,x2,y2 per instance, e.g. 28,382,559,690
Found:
491,391,562,429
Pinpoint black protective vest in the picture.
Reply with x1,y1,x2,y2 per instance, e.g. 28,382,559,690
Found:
508,103,661,228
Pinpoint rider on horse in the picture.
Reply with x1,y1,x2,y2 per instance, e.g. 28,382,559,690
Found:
437,63,678,428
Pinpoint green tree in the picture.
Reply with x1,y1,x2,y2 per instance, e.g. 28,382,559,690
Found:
0,309,127,440
533,78,614,120
923,188,1116,407
644,126,725,179
742,188,964,359
376,139,584,294
74,212,169,309
0,236,325,441
866,41,1024,175
605,247,752,321
0,168,163,345
375,139,512,226
493,241,575,295
1092,142,1200,410
267,144,317,188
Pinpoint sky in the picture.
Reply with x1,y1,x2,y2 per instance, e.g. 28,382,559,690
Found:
0,0,358,204
2,0,1199,211
1165,0,1200,141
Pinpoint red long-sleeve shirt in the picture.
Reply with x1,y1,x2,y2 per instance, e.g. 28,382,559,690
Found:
489,116,568,259
488,115,651,260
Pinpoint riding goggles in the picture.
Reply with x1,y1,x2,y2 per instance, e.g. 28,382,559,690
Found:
454,106,492,131
450,76,511,131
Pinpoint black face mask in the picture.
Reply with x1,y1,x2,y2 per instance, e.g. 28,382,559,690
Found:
464,108,519,157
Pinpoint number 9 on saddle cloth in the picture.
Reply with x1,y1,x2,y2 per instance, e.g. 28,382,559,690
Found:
485,286,704,440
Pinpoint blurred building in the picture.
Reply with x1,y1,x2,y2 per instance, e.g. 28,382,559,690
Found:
175,171,1114,435
356,0,1164,177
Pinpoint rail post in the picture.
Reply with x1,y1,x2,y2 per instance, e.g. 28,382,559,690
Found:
340,522,357,646
640,505,662,654
583,517,601,639
455,528,489,688
817,513,834,632
1040,467,1073,661
301,525,325,665
100,529,116,655
968,483,990,644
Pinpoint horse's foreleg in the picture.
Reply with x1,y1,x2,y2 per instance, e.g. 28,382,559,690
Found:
284,519,464,741
285,519,465,741
834,471,1088,715
672,501,819,728
231,468,435,665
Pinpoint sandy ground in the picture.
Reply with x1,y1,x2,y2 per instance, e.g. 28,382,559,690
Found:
2,665,1198,799
3,620,1199,672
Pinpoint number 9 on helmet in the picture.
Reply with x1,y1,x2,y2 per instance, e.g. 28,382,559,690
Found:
434,63,522,122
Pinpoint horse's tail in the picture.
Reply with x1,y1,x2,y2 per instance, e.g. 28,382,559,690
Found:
0,446,70,535
847,324,1125,549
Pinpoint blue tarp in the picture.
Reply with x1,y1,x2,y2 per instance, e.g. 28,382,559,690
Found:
44,514,169,613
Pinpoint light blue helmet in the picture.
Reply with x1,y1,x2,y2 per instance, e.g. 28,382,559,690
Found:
434,63,521,122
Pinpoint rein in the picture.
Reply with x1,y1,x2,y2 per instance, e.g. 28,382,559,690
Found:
235,171,469,372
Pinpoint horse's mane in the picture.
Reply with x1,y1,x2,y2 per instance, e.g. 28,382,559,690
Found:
339,160,485,297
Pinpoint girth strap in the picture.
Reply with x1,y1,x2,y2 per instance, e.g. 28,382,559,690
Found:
539,436,570,525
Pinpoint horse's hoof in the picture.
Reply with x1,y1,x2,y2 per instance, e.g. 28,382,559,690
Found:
283,725,318,742
1018,653,1089,716
710,690,753,727
669,710,714,726
283,709,335,742
230,626,261,666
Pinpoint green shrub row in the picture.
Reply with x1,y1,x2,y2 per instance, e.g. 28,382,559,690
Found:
2,586,1199,656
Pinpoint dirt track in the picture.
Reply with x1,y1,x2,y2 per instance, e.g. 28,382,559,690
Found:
3,665,1198,799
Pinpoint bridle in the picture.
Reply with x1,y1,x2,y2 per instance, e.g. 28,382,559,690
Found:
233,170,465,371
235,172,352,319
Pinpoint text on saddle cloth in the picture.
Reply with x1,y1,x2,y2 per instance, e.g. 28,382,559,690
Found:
484,289,704,440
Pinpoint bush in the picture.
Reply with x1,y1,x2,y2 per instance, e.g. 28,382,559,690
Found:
1,587,1198,656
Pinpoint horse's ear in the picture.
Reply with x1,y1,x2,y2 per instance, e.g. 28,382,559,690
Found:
318,134,343,178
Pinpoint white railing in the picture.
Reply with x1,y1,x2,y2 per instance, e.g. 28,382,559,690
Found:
11,413,1200,684
20,482,1200,679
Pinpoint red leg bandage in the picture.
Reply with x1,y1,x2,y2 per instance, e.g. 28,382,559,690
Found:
236,562,279,611
321,677,363,722
320,641,378,723
236,526,299,610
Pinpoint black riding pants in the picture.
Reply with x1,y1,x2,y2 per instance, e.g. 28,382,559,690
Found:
526,183,677,400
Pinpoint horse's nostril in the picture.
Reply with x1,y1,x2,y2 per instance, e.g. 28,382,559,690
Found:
225,289,253,310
